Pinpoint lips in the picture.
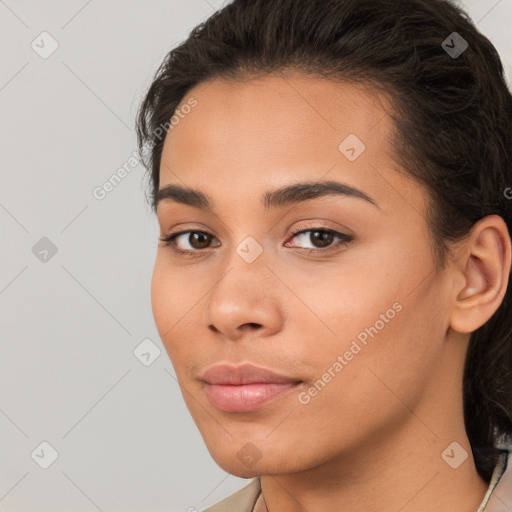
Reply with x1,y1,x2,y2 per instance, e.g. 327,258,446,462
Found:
201,363,301,385
201,363,302,412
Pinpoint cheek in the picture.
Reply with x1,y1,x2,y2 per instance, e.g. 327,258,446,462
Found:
278,241,442,417
150,256,192,361
275,244,410,348
341,311,439,429
267,297,443,468
150,255,223,382
150,258,171,339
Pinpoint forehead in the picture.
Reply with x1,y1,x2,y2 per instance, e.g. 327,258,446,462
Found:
164,73,393,160
158,73,424,216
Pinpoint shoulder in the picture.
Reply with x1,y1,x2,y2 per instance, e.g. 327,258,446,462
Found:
202,478,261,512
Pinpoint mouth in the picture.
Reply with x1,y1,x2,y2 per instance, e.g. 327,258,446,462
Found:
200,363,303,412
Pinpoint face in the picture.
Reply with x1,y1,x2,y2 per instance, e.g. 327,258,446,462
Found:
151,74,455,477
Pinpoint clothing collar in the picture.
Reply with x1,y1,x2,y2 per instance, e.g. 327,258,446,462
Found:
476,449,510,512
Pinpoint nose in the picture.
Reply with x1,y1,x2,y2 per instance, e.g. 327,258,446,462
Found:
205,258,284,342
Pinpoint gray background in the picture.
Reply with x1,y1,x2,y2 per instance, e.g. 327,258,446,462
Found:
1,1,511,511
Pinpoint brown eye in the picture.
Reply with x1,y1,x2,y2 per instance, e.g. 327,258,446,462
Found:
286,228,353,252
159,230,217,252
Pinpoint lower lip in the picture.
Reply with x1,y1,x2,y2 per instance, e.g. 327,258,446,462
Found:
204,382,301,412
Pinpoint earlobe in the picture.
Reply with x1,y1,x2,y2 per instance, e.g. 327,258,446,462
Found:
449,215,511,334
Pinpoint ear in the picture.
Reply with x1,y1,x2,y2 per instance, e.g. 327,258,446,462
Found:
449,215,512,334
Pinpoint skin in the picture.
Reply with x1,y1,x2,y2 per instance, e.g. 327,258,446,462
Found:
151,73,511,512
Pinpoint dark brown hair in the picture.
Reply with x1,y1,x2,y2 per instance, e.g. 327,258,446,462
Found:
136,0,512,482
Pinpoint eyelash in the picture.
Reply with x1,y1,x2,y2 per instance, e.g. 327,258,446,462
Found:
158,226,354,257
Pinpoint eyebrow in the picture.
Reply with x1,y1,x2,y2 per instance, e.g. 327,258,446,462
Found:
155,179,378,211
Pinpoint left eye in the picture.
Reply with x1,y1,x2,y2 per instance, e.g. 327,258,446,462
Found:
285,228,353,251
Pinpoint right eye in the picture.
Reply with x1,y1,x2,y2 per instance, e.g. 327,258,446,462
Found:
159,230,220,255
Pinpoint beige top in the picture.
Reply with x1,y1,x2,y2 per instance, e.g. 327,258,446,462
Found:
203,449,511,512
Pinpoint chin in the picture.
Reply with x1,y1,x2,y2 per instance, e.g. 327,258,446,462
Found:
211,454,286,479
204,436,315,479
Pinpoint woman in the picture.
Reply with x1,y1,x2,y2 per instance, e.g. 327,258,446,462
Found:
136,0,512,510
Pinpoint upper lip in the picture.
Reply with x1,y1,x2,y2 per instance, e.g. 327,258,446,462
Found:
201,363,302,385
